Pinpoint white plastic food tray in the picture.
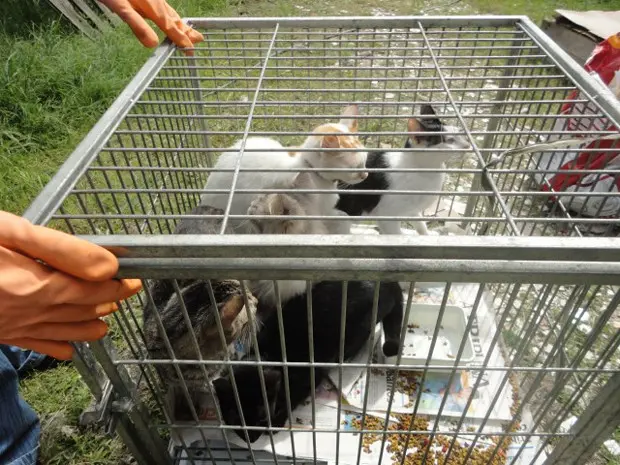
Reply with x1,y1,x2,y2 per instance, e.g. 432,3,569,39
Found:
382,303,474,369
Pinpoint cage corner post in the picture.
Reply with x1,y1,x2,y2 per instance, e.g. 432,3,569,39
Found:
88,337,173,465
115,415,161,465
72,343,156,465
71,342,107,403
543,371,620,465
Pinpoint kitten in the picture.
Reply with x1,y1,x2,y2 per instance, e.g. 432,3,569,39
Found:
247,172,329,235
213,280,404,442
245,172,327,309
336,105,470,235
199,105,368,222
143,205,259,420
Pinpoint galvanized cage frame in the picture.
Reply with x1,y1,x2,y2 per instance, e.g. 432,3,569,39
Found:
24,15,620,465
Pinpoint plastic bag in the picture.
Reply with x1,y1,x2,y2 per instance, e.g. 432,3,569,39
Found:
534,33,620,219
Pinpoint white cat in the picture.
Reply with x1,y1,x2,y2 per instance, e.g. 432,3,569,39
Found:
336,105,471,235
200,105,368,230
245,171,328,308
247,171,329,236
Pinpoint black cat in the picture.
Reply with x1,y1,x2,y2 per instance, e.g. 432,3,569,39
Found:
214,280,403,442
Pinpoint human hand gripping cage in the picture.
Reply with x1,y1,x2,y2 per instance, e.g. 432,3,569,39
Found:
24,16,620,465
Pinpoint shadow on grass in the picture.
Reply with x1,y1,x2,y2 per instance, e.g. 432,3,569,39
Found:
0,0,74,37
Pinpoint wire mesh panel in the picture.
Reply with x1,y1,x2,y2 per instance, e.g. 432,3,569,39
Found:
24,16,620,465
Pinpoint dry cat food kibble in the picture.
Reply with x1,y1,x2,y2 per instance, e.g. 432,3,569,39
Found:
348,412,511,465
349,415,387,453
406,323,420,334
395,371,421,396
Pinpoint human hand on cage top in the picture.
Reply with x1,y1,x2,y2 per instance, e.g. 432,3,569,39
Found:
99,0,204,54
0,211,142,361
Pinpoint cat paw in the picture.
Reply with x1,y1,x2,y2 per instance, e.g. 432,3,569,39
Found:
400,228,419,235
435,224,467,236
246,292,259,311
247,199,260,216
382,340,400,357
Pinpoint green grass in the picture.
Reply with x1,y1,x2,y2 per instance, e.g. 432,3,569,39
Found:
2,0,617,217
4,0,620,463
0,16,149,215
0,0,231,217
466,0,620,23
20,365,131,465
0,2,228,462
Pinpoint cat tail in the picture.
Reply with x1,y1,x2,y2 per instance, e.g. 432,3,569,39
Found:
381,282,404,357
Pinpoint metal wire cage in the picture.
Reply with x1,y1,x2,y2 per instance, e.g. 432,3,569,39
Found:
24,16,620,465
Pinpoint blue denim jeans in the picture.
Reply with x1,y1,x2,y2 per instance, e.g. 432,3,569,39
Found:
0,345,43,465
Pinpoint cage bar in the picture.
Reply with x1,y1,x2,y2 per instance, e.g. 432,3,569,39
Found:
24,15,620,465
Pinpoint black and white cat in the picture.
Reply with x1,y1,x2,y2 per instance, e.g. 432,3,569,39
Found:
213,280,404,443
144,178,330,420
199,105,368,225
336,105,470,235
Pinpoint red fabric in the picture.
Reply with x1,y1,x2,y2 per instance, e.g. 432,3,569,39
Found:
546,34,620,199
585,33,620,83
543,149,620,195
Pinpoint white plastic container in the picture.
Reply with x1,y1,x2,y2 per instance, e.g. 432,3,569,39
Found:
382,303,475,370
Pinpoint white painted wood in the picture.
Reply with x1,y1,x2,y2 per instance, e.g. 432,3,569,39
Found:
93,0,122,25
72,0,110,31
46,0,119,36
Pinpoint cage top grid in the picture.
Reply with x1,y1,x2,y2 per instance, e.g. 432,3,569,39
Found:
23,16,620,283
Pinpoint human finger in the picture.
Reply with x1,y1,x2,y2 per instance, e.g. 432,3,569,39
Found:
32,302,118,324
0,212,119,281
155,19,195,51
177,24,203,56
99,0,160,48
27,319,109,342
185,26,204,44
164,5,204,44
49,275,142,306
144,5,196,53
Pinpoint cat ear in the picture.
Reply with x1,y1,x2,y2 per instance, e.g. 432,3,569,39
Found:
267,194,285,216
407,117,424,144
269,194,286,215
418,105,443,129
339,104,359,132
292,171,315,190
420,104,437,117
219,294,245,328
407,118,422,134
407,107,444,146
321,135,341,149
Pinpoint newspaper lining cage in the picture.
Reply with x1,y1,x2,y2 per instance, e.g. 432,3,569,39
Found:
24,16,620,465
